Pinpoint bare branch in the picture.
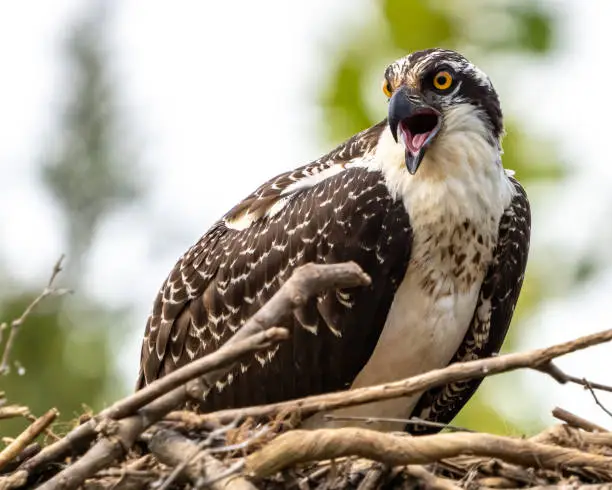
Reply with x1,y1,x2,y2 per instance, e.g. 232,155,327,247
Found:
245,428,612,478
0,409,58,472
583,379,612,419
156,420,239,490
34,327,287,490
323,414,475,433
204,327,612,424
0,407,29,421
537,362,612,393
149,429,256,490
403,465,462,490
25,262,369,489
552,407,609,433
0,255,70,375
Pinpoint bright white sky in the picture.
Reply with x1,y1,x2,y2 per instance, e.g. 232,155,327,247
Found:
1,0,611,430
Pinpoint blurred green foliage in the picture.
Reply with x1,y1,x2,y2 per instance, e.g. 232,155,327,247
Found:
316,0,565,434
0,2,139,443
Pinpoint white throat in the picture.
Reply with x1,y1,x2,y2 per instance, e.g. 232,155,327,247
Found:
372,104,515,229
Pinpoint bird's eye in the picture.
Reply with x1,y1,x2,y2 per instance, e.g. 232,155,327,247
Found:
432,71,453,91
382,79,393,98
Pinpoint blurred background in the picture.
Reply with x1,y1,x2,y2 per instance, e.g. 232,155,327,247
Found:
1,0,612,439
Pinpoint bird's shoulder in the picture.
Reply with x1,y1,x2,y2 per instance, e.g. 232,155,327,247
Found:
223,120,388,226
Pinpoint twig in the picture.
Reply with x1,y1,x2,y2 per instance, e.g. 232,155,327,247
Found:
204,327,612,424
0,470,27,490
0,409,58,471
35,327,287,490
323,414,475,433
245,428,612,478
195,460,246,489
537,362,612,393
105,265,367,422
583,378,612,419
404,465,462,490
0,444,40,476
0,255,70,375
27,262,369,489
149,429,256,490
552,407,608,433
355,463,387,490
0,406,29,421
208,425,270,454
156,420,239,490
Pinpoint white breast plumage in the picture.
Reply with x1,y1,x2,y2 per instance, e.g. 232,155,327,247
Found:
304,118,516,431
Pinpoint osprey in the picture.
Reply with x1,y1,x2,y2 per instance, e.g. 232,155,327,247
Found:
137,48,530,433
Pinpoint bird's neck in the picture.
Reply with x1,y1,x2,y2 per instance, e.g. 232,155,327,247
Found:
372,123,514,233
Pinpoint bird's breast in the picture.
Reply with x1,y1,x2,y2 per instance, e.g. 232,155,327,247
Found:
306,220,497,431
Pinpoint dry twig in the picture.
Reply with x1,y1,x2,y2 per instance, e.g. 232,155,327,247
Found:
34,262,369,490
150,429,255,490
0,255,70,375
205,327,612,424
552,407,609,433
0,409,58,472
35,327,287,490
0,407,29,421
324,414,475,433
539,362,612,394
404,465,462,490
246,428,612,478
584,379,612,419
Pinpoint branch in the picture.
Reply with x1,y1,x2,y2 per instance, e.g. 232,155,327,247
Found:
34,262,369,490
552,407,609,433
537,362,612,393
323,414,475,433
149,429,256,490
0,407,29,421
0,255,70,375
403,466,462,490
584,379,612,419
34,327,286,490
0,409,58,472
107,261,371,420
204,327,612,424
245,428,612,478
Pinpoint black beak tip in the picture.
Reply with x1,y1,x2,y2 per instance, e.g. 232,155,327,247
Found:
390,124,399,143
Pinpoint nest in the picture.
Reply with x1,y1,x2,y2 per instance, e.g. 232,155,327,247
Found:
2,408,612,490
1,261,612,489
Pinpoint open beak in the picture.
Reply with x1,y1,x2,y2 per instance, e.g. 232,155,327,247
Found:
388,87,442,175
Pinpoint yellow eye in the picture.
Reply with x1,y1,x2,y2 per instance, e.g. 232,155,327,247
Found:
433,71,453,91
382,79,393,98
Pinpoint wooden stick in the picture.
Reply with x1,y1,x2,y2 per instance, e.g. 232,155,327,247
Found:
205,327,612,424
35,262,369,490
0,409,58,472
0,256,70,375
0,407,29,421
552,407,608,433
36,327,287,490
149,429,256,490
246,428,612,478
404,465,462,490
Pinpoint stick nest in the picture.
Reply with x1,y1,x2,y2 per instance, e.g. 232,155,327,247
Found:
1,261,612,489
2,408,612,490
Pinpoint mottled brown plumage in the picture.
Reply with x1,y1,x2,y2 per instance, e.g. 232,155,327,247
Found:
137,48,531,433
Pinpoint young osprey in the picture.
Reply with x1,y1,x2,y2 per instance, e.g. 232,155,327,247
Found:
137,48,530,433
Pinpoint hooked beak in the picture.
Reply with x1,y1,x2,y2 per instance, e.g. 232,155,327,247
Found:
388,87,442,175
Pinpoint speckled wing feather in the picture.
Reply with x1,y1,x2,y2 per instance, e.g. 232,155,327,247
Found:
408,176,530,433
136,122,414,411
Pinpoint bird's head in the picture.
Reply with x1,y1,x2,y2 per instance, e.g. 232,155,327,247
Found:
383,48,502,175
